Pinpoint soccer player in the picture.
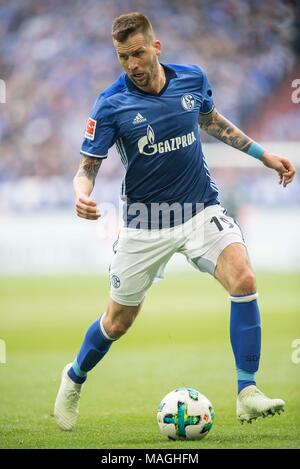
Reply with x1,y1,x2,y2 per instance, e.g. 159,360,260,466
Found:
54,12,295,430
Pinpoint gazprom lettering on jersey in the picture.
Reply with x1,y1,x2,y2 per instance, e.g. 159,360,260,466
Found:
138,125,196,156
80,63,220,228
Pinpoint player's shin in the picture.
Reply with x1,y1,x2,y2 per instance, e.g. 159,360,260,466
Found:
229,293,261,394
68,314,115,384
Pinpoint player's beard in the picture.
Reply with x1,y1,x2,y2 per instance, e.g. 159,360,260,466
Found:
131,57,158,89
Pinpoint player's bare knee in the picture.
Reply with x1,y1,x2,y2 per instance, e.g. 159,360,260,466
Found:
106,320,126,339
105,314,135,339
103,303,140,339
230,270,256,295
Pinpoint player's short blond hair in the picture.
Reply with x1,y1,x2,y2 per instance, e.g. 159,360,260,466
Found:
112,12,154,43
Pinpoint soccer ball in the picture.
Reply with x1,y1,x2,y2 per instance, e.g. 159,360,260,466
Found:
157,387,215,441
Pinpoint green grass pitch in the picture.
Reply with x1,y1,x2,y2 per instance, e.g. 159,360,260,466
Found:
0,272,299,449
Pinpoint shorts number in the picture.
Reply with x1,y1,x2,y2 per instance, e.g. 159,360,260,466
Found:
210,216,234,232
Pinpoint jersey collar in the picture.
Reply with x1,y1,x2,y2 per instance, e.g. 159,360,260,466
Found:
125,64,177,97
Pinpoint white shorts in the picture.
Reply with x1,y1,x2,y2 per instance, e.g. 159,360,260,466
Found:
109,204,245,306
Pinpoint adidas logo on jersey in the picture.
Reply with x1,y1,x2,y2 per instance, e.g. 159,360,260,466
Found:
133,113,147,124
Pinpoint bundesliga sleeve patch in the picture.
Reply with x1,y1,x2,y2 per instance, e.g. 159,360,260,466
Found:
85,117,97,140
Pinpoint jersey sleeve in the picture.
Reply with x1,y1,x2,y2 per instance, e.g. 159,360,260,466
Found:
198,68,215,115
80,95,117,158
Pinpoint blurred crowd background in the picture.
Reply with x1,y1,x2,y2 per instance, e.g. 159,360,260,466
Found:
0,0,299,214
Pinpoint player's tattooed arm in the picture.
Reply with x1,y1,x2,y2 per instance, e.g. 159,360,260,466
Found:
198,107,252,153
76,156,102,185
73,156,102,220
199,108,296,187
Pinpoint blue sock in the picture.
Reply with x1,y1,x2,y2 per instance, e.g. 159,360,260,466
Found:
68,315,114,384
230,293,261,394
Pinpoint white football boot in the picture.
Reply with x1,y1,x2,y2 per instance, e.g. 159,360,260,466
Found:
237,385,285,424
54,363,83,431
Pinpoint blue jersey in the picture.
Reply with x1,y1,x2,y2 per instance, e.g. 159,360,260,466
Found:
81,64,219,228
